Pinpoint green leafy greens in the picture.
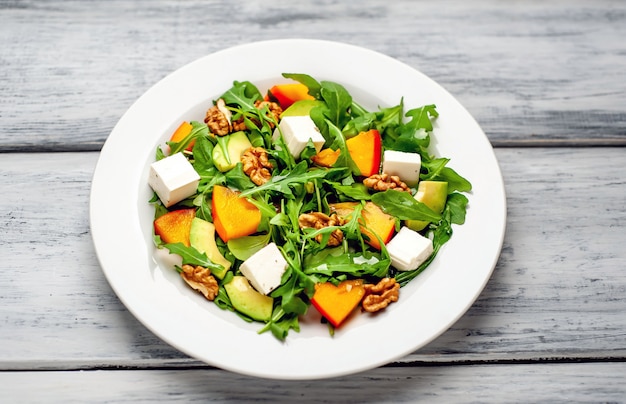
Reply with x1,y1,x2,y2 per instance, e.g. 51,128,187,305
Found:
150,73,472,340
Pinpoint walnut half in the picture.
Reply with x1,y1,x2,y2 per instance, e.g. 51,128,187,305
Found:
241,147,273,185
204,99,232,136
180,264,219,301
298,212,346,247
362,278,400,313
363,173,411,193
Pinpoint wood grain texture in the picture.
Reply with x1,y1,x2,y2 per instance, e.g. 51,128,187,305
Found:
1,0,626,398
1,149,624,370
2,363,626,403
1,0,625,151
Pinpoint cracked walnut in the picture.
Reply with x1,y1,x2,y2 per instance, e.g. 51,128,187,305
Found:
298,212,346,247
180,264,219,301
363,173,411,193
242,147,273,185
362,278,400,313
204,99,232,136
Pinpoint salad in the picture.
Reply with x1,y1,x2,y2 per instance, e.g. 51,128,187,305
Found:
148,73,471,340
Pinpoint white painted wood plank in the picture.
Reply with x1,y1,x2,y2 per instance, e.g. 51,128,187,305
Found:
1,0,625,151
1,148,625,370
1,363,626,403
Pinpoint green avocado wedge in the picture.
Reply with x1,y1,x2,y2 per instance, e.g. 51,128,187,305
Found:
224,276,273,322
405,181,448,231
189,217,231,279
212,131,253,172
280,99,324,117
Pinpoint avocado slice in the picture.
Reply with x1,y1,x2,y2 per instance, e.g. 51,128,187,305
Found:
280,99,323,117
224,276,273,322
405,181,448,231
212,131,253,172
189,217,231,279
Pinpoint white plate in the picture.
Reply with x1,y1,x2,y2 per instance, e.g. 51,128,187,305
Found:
90,39,506,380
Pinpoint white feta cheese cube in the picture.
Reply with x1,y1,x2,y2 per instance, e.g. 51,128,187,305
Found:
382,150,421,187
273,115,325,158
148,152,200,207
386,227,434,271
239,242,288,295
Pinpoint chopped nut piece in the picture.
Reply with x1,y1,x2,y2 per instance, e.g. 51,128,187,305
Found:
242,147,273,185
298,212,346,247
362,278,400,313
363,173,411,193
204,99,232,136
180,264,219,301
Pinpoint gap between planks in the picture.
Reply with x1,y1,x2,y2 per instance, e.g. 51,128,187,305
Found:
2,354,626,373
1,138,626,153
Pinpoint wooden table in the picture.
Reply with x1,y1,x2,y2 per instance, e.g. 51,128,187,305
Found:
2,1,625,401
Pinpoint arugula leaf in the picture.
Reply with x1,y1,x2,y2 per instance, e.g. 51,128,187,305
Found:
239,161,347,198
269,212,291,227
342,111,377,137
439,167,472,193
285,197,305,235
405,104,438,132
383,104,438,154
224,163,256,190
282,73,322,98
421,158,472,193
391,128,430,154
305,80,355,146
155,145,166,161
371,190,442,222
161,243,225,273
220,81,262,110
245,194,278,220
193,193,212,222
376,101,404,134
349,100,370,118
361,101,405,146
258,307,299,340
326,119,360,176
247,128,265,148
327,181,372,201
420,158,448,179
227,233,271,261
303,248,390,280
168,121,208,155
300,139,318,161
191,135,215,174
212,276,235,312
151,196,169,219
309,104,332,145
320,81,352,129
270,127,297,170
271,270,309,316
254,101,281,132
338,201,367,249
446,192,469,225
196,168,225,194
